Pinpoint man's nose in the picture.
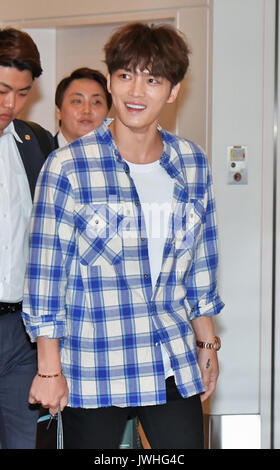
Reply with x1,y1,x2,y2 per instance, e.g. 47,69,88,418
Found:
129,76,145,97
4,92,16,109
82,100,91,114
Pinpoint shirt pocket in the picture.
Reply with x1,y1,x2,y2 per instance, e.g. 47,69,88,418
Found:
74,203,124,267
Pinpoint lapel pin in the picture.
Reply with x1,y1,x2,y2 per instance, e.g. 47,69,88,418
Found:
25,134,31,141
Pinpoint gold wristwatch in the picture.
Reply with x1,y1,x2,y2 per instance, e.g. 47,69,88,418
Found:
196,335,221,351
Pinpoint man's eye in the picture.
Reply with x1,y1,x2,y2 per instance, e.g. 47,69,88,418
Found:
148,78,159,84
120,73,130,79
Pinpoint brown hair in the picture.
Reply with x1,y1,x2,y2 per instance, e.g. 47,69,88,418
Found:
55,67,112,110
104,22,191,87
0,28,42,78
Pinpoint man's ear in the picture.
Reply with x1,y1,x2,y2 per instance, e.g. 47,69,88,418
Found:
167,82,181,104
55,105,62,122
107,74,112,94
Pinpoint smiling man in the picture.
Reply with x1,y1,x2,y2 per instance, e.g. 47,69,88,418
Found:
22,22,224,449
0,28,54,449
54,67,112,146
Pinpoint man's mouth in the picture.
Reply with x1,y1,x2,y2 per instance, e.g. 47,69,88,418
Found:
0,114,12,121
125,103,146,110
79,120,94,125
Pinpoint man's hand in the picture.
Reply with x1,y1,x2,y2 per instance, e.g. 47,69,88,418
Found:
190,316,220,402
197,348,219,402
29,336,68,414
29,373,69,415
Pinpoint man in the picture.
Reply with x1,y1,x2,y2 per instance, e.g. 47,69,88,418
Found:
22,22,224,449
38,66,138,450
0,28,54,449
54,67,112,146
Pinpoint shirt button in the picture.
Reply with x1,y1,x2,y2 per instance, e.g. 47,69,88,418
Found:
135,202,139,207
155,342,159,347
141,237,145,242
144,273,149,279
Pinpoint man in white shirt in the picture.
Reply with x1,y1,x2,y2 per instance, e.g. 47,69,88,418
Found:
54,67,112,147
0,28,54,449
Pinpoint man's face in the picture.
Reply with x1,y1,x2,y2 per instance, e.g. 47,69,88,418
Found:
56,78,109,142
107,67,180,134
0,66,33,136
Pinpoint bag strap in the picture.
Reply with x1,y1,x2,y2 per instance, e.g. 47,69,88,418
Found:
37,405,64,450
25,120,54,158
57,405,64,449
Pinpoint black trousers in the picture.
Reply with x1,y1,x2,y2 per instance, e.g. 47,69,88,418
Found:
0,312,38,449
62,376,204,449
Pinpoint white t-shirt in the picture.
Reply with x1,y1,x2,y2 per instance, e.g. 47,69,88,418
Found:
126,158,174,378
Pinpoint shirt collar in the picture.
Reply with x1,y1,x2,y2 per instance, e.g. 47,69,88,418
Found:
3,121,23,143
98,118,186,185
57,130,69,148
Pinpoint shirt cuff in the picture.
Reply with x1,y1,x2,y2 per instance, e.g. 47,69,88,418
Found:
186,293,225,321
21,312,67,343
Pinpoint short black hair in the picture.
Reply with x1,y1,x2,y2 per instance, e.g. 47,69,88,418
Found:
55,67,112,110
0,28,42,79
104,22,191,87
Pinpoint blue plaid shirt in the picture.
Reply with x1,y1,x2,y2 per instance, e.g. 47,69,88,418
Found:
22,119,224,408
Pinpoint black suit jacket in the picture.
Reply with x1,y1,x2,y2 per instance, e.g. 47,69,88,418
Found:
54,132,59,150
13,119,55,200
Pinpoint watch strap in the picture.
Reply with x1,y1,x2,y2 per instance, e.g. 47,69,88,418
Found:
196,335,221,351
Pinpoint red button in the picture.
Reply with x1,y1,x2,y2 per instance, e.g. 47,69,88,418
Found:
234,173,242,182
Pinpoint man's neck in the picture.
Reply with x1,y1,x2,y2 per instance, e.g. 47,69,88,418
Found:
109,119,163,164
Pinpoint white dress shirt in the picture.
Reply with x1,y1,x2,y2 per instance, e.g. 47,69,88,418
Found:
0,122,32,302
57,131,69,148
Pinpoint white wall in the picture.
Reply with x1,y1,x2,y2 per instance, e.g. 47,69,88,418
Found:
210,0,268,416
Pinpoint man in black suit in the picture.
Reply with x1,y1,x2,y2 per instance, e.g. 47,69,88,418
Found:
0,27,54,449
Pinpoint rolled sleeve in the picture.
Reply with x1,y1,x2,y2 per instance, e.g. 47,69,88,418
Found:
186,291,224,321
184,160,224,320
21,312,67,343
